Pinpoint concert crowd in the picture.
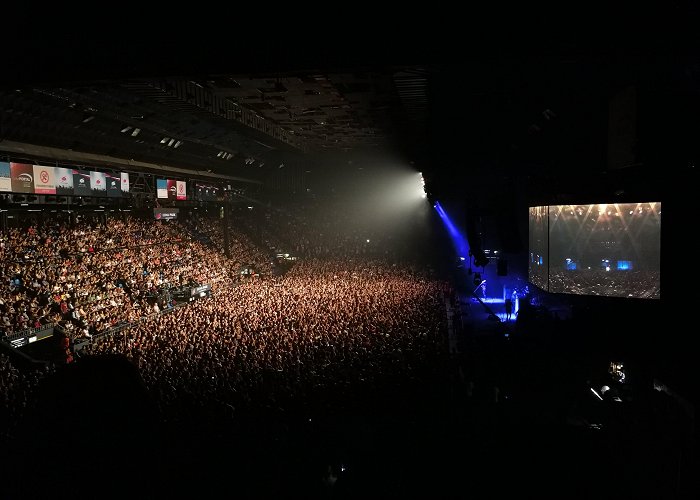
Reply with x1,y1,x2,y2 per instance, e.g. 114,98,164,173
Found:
1,208,450,434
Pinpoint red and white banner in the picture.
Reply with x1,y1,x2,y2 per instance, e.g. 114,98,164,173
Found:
54,167,74,193
176,180,187,200
90,171,106,192
121,172,130,192
33,165,56,194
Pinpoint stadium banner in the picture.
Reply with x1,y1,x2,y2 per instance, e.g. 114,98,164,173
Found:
73,170,92,196
10,162,35,193
33,165,56,194
156,179,168,199
154,208,179,220
0,161,11,192
106,173,122,197
90,171,107,195
55,167,74,195
167,179,177,200
120,172,130,192
176,180,187,200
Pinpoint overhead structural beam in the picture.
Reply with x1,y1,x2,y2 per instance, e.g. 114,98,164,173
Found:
0,140,261,184
123,79,307,153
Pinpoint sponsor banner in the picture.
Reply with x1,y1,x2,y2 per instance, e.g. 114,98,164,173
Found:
106,173,121,197
156,179,168,199
10,163,35,193
120,172,130,192
90,171,106,194
33,165,56,194
154,208,179,220
73,170,91,196
0,161,11,192
4,327,54,348
10,337,28,348
55,167,74,194
176,181,187,200
167,179,177,200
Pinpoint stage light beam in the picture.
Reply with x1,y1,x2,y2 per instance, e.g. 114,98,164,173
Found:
434,201,469,258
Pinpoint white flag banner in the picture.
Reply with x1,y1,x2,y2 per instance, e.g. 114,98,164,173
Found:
121,172,130,192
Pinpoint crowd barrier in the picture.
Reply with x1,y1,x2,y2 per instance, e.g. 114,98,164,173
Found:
1,324,55,349
2,282,211,356
74,286,210,352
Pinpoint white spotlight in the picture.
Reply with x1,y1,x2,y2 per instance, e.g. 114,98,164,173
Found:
417,172,427,198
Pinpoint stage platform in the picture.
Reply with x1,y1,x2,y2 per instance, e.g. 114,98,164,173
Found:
457,296,517,334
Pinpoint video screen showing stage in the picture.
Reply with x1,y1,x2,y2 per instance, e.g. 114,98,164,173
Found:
529,203,661,299
528,205,549,291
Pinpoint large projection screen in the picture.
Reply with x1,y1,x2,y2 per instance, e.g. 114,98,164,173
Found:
529,202,661,299
528,206,549,292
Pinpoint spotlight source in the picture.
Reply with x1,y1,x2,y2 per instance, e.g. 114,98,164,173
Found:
418,172,428,199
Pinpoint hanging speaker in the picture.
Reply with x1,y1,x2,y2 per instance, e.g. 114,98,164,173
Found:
497,258,508,276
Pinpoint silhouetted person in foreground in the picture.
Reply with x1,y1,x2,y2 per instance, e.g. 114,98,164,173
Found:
504,298,513,322
7,355,162,499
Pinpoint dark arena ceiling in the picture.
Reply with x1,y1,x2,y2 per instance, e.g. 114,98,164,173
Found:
2,6,700,204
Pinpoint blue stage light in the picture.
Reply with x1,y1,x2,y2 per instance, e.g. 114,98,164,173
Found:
434,202,469,258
